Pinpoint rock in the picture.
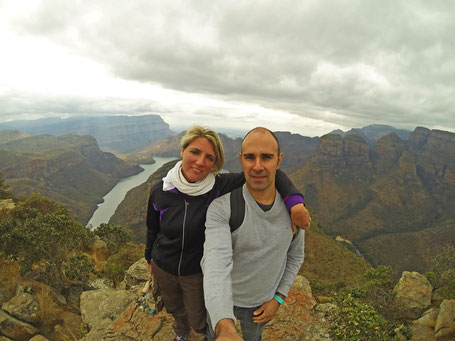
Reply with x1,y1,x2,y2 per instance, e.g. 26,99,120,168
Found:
292,276,316,306
63,281,83,311
80,289,137,329
29,336,50,341
263,276,330,340
313,303,337,322
409,308,438,341
86,238,109,264
394,271,432,319
123,258,150,290
0,199,15,211
80,307,204,341
434,299,455,341
0,309,39,341
1,285,39,324
79,318,119,341
85,278,114,290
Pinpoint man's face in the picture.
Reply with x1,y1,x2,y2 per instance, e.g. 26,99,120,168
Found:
239,130,283,193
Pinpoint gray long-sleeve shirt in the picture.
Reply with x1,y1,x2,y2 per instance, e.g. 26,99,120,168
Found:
201,185,305,328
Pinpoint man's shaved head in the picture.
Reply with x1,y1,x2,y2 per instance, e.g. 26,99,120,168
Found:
242,127,280,155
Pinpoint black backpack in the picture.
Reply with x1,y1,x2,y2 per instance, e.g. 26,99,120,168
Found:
228,187,245,233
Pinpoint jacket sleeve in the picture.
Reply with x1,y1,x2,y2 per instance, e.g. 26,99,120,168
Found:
275,169,305,211
276,229,305,297
201,195,236,328
217,172,245,196
145,187,160,264
217,170,304,210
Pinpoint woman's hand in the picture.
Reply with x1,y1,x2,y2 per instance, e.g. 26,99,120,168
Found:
290,203,311,233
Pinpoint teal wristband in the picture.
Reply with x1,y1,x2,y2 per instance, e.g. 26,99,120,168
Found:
273,295,284,305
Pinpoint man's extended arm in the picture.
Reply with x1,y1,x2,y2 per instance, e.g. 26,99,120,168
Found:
201,195,237,335
253,229,305,323
276,228,306,296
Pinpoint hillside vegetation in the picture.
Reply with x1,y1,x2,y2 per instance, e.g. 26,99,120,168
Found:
0,130,142,224
290,127,455,274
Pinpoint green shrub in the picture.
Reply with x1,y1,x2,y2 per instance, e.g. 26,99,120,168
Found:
310,279,346,297
64,253,96,283
93,223,132,254
430,245,455,299
104,245,142,286
1,194,89,287
329,293,399,341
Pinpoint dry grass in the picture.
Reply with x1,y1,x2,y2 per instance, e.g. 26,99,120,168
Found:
0,258,20,303
36,285,61,326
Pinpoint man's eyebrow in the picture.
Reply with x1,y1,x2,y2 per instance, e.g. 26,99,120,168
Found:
242,152,275,157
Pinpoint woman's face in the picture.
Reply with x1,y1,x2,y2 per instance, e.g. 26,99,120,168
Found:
180,137,216,183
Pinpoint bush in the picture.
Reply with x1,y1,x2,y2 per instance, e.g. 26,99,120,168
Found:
430,245,455,299
104,245,142,286
1,194,89,287
94,223,132,254
64,253,96,283
311,279,346,297
329,293,399,341
318,265,412,340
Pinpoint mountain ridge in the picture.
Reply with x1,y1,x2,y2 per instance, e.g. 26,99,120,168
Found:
0,115,175,153
0,130,143,224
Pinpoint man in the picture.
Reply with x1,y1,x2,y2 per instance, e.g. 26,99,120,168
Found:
201,127,306,341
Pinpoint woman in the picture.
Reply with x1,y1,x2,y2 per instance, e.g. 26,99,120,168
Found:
145,125,308,341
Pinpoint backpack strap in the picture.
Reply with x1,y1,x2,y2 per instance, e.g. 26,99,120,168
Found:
229,186,245,233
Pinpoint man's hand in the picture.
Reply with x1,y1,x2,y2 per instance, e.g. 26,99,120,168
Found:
290,203,311,233
215,319,243,341
252,299,280,324
147,262,152,275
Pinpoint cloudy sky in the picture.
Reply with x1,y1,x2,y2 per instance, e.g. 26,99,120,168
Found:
1,0,454,137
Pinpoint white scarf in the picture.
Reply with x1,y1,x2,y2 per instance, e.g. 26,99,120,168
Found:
162,160,215,196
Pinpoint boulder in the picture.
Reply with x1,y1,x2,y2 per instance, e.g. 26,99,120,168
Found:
64,281,83,310
0,309,39,341
0,199,15,211
434,299,455,341
85,278,114,290
80,289,137,329
81,304,202,341
0,336,13,341
29,336,50,341
394,271,432,319
122,258,150,290
87,238,110,263
263,275,330,340
409,308,438,341
1,285,39,324
292,275,317,308
80,274,326,340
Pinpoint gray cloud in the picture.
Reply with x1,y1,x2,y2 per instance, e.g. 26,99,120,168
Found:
3,0,455,134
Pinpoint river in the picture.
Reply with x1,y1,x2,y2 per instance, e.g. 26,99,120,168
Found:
87,156,176,229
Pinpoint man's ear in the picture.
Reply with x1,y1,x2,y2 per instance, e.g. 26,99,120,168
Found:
238,153,242,162
277,153,283,169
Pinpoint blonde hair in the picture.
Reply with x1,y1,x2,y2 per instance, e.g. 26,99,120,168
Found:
181,125,225,173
